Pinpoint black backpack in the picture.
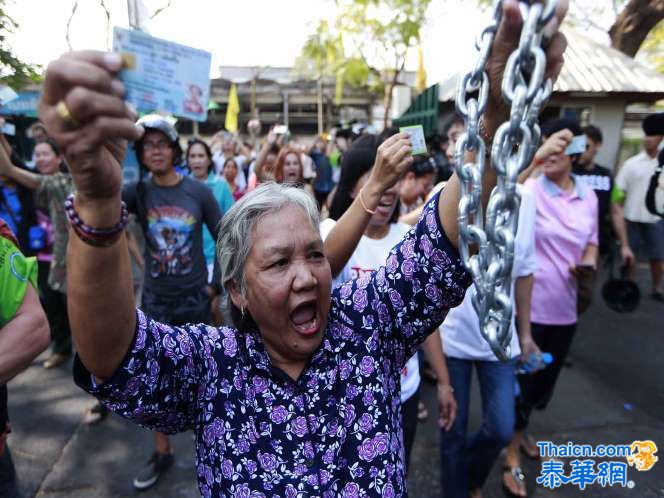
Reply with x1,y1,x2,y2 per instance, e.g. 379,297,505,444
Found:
645,148,664,218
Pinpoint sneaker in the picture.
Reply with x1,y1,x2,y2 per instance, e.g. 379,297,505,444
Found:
132,452,174,491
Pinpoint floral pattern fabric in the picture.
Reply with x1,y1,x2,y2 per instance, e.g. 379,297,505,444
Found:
74,191,471,497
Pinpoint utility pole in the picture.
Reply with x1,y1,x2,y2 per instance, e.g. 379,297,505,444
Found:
317,77,323,135
127,0,150,32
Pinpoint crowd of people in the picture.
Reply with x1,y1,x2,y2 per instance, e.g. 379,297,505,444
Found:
1,4,663,496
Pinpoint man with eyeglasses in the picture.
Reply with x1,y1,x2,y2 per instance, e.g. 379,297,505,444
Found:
121,115,222,491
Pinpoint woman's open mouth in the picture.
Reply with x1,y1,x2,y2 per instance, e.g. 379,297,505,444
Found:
289,301,319,336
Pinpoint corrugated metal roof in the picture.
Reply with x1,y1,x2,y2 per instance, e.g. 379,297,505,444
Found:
439,28,664,102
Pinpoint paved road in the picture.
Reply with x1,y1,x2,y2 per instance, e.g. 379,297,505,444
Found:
9,265,664,497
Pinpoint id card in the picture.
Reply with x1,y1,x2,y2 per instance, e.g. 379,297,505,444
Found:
113,27,212,122
399,125,428,155
565,135,587,156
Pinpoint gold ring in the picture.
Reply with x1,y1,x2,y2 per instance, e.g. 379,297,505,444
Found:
55,100,80,127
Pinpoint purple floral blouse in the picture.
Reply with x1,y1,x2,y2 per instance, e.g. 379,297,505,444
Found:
74,192,471,497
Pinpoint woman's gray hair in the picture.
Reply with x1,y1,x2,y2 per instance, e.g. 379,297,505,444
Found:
217,182,320,299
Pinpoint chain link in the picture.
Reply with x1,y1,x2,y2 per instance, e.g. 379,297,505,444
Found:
454,0,557,360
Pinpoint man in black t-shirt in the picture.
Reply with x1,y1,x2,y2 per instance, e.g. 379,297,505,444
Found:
123,116,222,492
573,125,615,258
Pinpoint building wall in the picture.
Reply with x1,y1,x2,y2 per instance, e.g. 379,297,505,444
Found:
590,101,626,171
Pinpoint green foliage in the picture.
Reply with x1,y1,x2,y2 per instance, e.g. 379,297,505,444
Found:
638,19,664,73
0,1,41,89
296,0,432,104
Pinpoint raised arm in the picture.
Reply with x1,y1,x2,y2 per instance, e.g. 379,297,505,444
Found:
323,133,413,277
517,129,572,184
440,0,568,245
0,139,42,190
253,130,278,182
38,51,144,381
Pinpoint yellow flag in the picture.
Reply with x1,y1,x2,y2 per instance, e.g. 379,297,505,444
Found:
416,45,427,93
225,83,240,133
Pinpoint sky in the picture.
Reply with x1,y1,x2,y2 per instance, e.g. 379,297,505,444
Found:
4,0,491,85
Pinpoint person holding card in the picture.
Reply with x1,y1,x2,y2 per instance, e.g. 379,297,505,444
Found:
503,119,598,497
37,1,567,494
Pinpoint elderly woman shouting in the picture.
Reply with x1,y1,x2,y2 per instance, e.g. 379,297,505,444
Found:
38,2,566,496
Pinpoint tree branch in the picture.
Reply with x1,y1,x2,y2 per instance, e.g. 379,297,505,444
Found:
65,1,79,51
99,0,111,50
609,0,664,57
150,0,173,19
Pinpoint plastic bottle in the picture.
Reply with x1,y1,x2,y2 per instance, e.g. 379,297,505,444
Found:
515,352,553,375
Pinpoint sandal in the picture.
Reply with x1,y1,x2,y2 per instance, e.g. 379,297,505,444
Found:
520,433,540,460
83,402,108,425
502,465,527,498
417,401,429,422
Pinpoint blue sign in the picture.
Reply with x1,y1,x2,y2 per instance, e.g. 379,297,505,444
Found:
0,91,40,117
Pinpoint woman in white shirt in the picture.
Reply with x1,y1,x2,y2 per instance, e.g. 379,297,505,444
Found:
322,131,456,472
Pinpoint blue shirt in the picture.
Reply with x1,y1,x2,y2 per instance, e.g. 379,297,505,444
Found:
74,191,471,497
0,186,22,236
201,172,234,264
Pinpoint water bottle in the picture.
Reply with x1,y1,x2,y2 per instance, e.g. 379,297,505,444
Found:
516,352,553,375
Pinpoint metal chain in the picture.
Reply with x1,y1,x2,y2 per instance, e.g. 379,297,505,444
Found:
454,0,556,360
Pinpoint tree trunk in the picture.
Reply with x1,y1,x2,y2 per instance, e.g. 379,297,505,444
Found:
609,0,664,57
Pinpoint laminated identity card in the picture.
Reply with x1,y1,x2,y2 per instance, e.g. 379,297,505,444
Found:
113,27,212,122
399,125,428,155
564,134,587,156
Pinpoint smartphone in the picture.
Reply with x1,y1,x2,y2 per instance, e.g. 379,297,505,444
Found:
273,125,289,135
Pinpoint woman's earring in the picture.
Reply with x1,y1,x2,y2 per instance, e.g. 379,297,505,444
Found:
240,306,245,317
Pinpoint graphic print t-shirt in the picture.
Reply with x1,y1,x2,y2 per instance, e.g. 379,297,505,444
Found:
123,176,221,296
573,163,613,254
320,219,420,403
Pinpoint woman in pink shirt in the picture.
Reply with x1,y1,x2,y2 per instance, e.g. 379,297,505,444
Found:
503,119,599,497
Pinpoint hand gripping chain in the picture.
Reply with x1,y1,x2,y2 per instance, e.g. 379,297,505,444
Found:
454,0,556,360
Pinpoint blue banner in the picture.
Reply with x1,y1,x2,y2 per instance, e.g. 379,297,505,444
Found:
0,91,40,117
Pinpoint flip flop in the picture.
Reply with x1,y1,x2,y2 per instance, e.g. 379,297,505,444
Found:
417,401,429,422
502,465,527,498
520,434,540,460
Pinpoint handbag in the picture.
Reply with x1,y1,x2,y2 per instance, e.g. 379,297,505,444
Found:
601,245,640,313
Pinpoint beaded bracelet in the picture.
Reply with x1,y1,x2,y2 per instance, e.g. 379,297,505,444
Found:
65,194,129,247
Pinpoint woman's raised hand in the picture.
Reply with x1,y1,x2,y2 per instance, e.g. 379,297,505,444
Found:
38,51,143,206
367,132,414,193
534,129,573,163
